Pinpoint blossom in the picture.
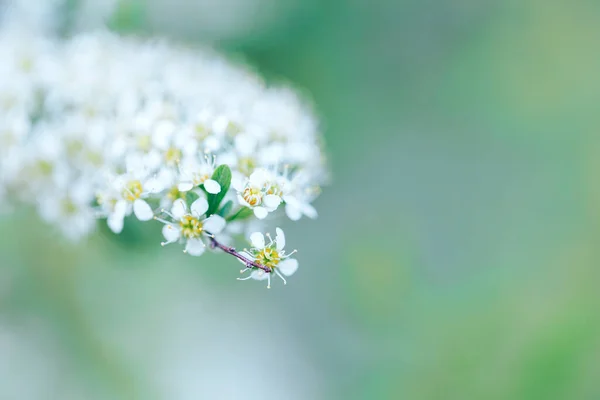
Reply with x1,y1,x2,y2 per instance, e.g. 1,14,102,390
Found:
36,180,96,241
97,171,158,234
238,228,298,288
0,2,327,287
236,168,282,219
177,155,221,194
155,197,227,256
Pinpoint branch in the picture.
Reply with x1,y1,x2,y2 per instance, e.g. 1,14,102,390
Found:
207,235,272,273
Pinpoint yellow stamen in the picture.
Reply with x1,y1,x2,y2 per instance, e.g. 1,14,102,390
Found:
123,180,143,202
179,215,203,239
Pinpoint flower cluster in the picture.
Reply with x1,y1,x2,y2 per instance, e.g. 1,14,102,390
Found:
0,15,327,286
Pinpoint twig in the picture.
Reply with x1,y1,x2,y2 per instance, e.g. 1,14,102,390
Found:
208,235,272,273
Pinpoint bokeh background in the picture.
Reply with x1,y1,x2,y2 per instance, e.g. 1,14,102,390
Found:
2,0,600,399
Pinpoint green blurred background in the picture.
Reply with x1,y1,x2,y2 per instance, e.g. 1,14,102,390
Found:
1,0,600,398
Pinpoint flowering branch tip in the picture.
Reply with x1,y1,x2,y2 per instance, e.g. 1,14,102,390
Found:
208,235,273,273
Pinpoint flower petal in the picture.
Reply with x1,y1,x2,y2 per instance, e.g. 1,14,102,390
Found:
145,176,168,194
251,270,269,281
302,203,318,219
250,232,265,249
152,120,175,149
178,182,194,192
275,227,285,251
231,172,246,191
278,259,298,276
203,215,226,234
249,168,269,187
185,239,205,256
133,199,153,221
171,198,187,219
191,197,209,217
107,213,124,234
254,207,268,219
162,224,180,242
263,194,281,209
285,204,302,221
203,179,221,194
234,133,257,156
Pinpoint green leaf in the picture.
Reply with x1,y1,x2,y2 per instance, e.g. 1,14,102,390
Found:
107,0,147,33
206,165,232,216
227,207,254,222
218,200,234,217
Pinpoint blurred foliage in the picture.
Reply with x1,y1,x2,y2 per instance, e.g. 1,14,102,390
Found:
2,0,600,399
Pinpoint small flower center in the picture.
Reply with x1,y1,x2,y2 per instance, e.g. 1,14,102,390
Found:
242,187,262,206
225,121,242,137
19,56,33,73
66,139,84,156
0,130,19,149
123,180,143,202
194,124,209,140
167,185,185,201
35,160,54,177
193,173,211,186
180,215,203,239
137,135,151,152
85,151,104,167
165,147,182,164
238,157,256,176
266,184,282,197
256,248,281,269
61,199,78,215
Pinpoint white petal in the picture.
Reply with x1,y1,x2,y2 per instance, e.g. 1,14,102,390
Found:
113,199,128,217
263,194,281,209
234,134,257,156
250,232,265,249
133,199,153,221
144,177,167,194
303,203,318,219
251,270,269,281
231,172,246,191
275,227,285,251
178,182,194,192
254,207,268,219
145,150,162,170
249,168,269,186
212,115,229,134
204,136,221,152
185,239,206,256
152,120,175,149
285,204,302,221
203,179,221,194
278,259,298,276
107,213,124,234
162,224,180,242
125,155,144,173
171,198,187,219
203,215,226,234
191,197,209,217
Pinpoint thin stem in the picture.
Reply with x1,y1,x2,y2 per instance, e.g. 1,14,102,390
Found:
208,235,272,273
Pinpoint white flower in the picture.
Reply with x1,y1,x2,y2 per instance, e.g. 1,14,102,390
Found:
236,168,282,219
99,173,157,233
155,197,226,256
0,6,327,284
177,155,221,194
282,177,319,221
238,227,298,288
37,180,96,241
